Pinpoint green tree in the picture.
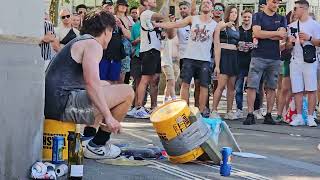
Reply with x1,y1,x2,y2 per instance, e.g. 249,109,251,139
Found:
128,0,140,8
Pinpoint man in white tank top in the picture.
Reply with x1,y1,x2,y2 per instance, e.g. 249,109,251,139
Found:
166,0,201,107
154,0,218,116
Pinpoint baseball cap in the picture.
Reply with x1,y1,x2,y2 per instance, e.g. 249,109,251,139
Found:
102,0,113,6
179,0,191,7
116,0,129,6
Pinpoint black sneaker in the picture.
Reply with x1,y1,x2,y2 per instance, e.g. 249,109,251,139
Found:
201,107,210,118
263,113,278,125
243,113,256,125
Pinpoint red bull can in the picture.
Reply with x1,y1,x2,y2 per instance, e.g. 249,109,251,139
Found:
220,147,232,176
52,136,64,164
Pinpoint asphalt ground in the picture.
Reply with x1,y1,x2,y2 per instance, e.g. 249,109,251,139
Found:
80,95,320,180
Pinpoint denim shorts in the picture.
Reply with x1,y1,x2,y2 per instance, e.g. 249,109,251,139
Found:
121,56,131,73
180,58,211,88
247,57,281,90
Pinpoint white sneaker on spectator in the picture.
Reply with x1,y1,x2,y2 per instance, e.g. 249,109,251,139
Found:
253,109,264,120
222,89,227,97
233,109,244,119
224,112,237,120
84,142,121,159
127,107,137,117
134,107,150,119
307,115,317,127
290,114,305,126
210,111,221,119
260,108,267,116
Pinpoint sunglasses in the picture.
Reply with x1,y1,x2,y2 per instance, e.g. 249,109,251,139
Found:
214,6,224,11
61,15,71,19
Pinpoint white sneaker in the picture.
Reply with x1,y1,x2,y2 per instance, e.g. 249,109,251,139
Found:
134,107,150,119
253,109,264,120
81,137,93,148
210,111,221,119
224,112,236,120
222,89,227,97
127,107,137,117
290,114,305,126
260,108,267,116
84,142,121,159
163,97,170,104
233,109,244,119
307,115,318,127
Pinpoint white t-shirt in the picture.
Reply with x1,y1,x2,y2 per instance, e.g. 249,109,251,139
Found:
177,20,191,58
140,10,161,52
182,16,217,62
289,17,320,64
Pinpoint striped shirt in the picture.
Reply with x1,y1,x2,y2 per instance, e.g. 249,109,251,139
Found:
40,20,55,61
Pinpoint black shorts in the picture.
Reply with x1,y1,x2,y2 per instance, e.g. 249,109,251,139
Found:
130,56,142,79
180,58,211,88
140,49,161,75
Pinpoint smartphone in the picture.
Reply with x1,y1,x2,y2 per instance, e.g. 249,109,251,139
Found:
169,6,175,16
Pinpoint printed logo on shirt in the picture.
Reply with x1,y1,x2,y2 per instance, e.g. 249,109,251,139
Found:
185,29,190,41
191,24,210,42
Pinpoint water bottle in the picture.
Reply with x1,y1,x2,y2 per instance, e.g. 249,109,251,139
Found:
220,147,232,176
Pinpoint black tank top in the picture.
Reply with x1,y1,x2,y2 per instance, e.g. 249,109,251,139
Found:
45,34,95,120
220,27,240,45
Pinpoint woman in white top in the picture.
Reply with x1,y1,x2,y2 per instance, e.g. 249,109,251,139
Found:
52,8,80,52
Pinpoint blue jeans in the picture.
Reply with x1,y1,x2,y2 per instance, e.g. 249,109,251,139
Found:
235,69,262,111
235,70,247,110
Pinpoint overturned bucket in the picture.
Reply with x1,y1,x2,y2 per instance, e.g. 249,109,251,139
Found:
150,100,210,163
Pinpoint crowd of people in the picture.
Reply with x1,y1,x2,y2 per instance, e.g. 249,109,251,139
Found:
43,0,320,160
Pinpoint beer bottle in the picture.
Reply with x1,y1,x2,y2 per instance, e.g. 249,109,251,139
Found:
68,125,84,179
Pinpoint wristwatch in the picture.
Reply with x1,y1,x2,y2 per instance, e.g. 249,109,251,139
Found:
309,36,313,41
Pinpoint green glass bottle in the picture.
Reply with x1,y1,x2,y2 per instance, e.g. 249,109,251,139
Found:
68,126,84,179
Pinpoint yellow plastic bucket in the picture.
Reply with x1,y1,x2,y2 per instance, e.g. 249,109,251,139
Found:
150,100,204,163
43,119,76,161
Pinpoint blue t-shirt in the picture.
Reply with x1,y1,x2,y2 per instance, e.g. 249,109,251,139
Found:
252,12,287,60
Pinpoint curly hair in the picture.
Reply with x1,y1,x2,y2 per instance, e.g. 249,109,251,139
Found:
80,8,116,37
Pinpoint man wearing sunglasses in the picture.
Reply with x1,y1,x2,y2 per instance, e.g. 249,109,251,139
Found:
285,0,320,127
52,8,80,52
75,4,87,27
212,3,225,23
76,4,87,18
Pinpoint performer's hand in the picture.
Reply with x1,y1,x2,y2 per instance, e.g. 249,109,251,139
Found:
103,115,121,134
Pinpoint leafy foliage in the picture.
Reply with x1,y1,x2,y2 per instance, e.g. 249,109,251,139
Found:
128,0,140,8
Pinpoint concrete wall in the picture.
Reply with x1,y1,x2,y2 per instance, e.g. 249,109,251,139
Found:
0,1,43,37
0,0,45,179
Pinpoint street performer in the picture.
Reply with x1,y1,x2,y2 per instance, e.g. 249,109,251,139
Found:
45,9,134,159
